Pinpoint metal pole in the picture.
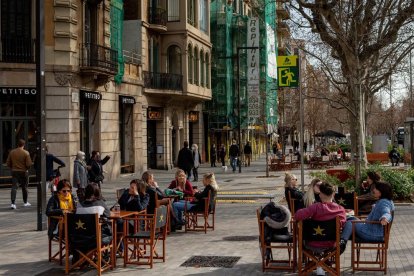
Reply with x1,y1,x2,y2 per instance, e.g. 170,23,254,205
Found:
237,47,242,173
36,0,47,231
295,49,305,192
410,50,413,117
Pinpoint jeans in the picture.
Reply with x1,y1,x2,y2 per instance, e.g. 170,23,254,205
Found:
173,200,196,223
192,167,199,181
11,171,29,204
341,216,384,242
230,157,238,172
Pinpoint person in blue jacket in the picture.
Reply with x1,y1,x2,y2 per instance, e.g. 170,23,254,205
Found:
339,181,395,253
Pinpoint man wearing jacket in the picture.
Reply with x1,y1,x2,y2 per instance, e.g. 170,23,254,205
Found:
177,141,194,178
229,140,239,172
6,139,33,209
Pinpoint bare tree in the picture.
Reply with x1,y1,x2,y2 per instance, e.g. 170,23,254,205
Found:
291,0,414,183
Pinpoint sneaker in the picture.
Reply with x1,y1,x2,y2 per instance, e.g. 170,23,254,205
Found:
23,202,31,207
10,204,16,210
339,239,347,254
316,266,325,275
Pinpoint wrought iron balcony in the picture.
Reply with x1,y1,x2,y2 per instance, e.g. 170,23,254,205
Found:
79,43,118,75
148,7,167,26
1,37,35,63
143,71,183,91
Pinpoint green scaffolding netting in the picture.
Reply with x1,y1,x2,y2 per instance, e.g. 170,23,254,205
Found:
205,0,278,133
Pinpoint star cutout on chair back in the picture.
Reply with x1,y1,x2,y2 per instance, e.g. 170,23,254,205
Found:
76,219,86,230
337,198,346,205
159,214,164,223
313,225,325,236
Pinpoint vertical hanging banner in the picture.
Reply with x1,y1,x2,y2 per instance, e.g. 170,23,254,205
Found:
247,17,260,120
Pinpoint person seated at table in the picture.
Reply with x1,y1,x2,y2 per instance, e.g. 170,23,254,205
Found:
340,181,394,254
77,183,110,218
284,173,304,212
73,183,112,264
173,172,219,227
168,169,195,197
142,171,169,214
118,179,149,212
303,178,322,208
358,171,381,213
46,179,77,239
295,182,346,275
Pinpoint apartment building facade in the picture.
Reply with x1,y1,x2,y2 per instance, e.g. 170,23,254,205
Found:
0,0,212,182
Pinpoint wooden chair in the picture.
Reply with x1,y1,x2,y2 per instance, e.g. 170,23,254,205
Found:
48,215,65,265
354,193,375,218
334,192,355,210
256,208,296,272
64,213,113,276
123,205,168,268
351,211,394,274
184,190,215,233
297,217,341,276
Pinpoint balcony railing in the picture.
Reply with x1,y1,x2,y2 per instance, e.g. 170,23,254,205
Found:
148,7,167,26
1,37,35,63
79,43,118,75
143,71,183,91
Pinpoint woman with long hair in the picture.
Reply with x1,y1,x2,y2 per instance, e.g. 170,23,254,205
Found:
284,172,304,212
303,178,322,207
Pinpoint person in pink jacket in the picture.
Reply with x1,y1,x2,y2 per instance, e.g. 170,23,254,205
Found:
295,181,346,248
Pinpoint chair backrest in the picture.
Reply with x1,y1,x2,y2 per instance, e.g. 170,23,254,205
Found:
384,210,395,246
154,205,168,229
66,213,99,248
322,155,330,162
285,155,292,163
208,190,216,213
300,217,339,242
116,188,126,200
287,190,296,215
334,192,355,210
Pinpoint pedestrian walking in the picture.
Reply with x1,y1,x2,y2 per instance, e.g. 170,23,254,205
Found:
6,139,33,209
303,142,308,153
210,144,217,167
244,141,252,167
229,140,239,172
73,151,88,202
45,145,65,193
192,144,202,182
219,144,226,167
177,141,194,178
88,150,110,190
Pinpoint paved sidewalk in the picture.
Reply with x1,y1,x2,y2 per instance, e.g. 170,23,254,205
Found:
0,157,413,275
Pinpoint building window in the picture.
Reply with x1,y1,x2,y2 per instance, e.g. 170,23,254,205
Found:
206,52,210,88
168,0,180,21
149,36,160,72
200,50,205,87
1,0,33,63
84,1,98,45
199,0,208,33
188,45,193,83
167,45,182,75
194,47,199,85
187,0,196,26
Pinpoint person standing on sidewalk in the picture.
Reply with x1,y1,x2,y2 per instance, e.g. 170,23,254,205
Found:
6,139,33,209
192,144,202,182
177,141,194,179
229,140,239,172
243,141,252,167
219,144,226,167
88,150,110,190
210,144,217,167
73,151,88,202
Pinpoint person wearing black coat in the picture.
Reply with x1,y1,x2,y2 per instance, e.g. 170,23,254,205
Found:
177,141,194,178
88,150,110,190
243,141,252,167
118,179,149,212
210,144,217,167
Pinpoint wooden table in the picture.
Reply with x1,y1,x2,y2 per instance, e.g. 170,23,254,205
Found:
109,210,145,267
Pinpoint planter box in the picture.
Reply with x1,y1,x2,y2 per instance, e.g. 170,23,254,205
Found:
326,169,352,183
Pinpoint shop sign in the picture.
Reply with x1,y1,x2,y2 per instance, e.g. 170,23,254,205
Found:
148,107,162,120
0,87,37,97
81,91,102,100
189,111,199,122
119,95,136,104
247,17,260,120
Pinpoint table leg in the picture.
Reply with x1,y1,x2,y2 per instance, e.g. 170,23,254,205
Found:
112,221,117,268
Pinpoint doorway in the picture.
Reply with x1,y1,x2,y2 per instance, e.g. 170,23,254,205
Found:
147,120,157,169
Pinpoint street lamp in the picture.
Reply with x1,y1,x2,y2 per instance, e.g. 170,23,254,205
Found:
236,46,259,173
